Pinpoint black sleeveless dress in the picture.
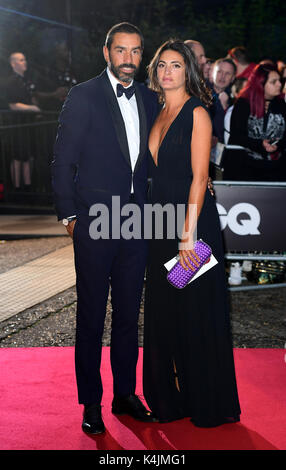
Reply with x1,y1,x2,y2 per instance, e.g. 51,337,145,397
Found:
143,97,241,427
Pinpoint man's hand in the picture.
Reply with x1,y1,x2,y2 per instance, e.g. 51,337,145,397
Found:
219,91,229,110
65,219,76,238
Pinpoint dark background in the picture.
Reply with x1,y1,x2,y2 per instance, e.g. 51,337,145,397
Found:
0,0,285,86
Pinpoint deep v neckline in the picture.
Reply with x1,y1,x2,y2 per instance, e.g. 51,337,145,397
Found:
149,97,192,167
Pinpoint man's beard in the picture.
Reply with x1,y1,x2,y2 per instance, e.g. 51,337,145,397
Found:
109,61,138,84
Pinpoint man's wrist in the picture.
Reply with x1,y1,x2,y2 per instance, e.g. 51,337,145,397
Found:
62,215,77,226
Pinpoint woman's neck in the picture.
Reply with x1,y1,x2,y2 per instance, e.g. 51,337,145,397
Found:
163,89,190,112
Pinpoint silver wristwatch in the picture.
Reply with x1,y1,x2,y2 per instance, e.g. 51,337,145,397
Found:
62,216,77,226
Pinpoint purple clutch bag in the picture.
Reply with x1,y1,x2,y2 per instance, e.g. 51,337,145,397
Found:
167,239,212,289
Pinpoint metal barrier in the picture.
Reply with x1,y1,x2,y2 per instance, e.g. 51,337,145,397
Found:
0,110,59,205
214,181,286,291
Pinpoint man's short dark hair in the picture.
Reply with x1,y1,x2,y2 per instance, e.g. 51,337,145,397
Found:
214,57,237,75
105,22,144,51
228,46,249,65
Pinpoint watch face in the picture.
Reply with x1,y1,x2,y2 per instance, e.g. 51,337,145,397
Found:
62,219,69,226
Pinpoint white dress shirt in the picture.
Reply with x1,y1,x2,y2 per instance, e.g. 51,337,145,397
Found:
107,67,140,193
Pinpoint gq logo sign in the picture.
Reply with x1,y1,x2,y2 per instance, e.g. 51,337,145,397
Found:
216,203,261,235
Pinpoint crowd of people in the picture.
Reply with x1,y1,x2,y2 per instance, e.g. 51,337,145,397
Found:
186,41,286,182
1,41,286,190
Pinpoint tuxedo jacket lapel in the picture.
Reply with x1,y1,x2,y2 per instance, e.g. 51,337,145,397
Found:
134,83,148,173
100,71,131,168
100,70,148,173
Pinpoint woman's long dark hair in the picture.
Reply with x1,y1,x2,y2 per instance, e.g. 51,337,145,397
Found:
148,39,212,107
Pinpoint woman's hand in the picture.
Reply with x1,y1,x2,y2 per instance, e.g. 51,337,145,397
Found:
179,247,200,271
263,139,278,153
179,234,200,271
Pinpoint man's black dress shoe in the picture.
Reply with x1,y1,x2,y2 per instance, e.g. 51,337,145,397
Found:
82,404,105,434
112,394,158,422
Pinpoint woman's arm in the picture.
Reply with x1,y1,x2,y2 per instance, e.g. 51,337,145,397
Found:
179,106,212,270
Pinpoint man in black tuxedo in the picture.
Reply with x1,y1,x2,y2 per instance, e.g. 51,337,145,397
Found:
52,23,158,434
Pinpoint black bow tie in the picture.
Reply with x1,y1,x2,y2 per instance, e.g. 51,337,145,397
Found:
117,83,135,100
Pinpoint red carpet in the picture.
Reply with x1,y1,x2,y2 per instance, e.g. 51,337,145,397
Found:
0,347,285,450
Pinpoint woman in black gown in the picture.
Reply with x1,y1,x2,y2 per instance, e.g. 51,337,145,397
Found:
143,39,241,427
